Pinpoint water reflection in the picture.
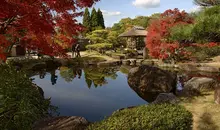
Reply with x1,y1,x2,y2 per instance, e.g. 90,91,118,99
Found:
32,66,146,121
59,66,118,88
84,67,118,88
30,65,220,121
50,69,58,85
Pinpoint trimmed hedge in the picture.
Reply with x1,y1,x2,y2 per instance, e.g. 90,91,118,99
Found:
86,43,112,53
88,104,193,130
0,65,51,130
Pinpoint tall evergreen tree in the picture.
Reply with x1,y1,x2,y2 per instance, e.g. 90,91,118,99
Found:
97,8,105,29
82,8,91,32
90,8,99,31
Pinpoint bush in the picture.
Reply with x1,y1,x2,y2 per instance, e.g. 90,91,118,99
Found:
186,45,220,61
86,43,112,53
123,48,138,58
88,104,193,130
0,65,51,130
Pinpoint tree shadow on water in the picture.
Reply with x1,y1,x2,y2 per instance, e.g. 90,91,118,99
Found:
197,112,218,130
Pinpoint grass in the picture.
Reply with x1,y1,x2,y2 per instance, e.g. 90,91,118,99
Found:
180,91,220,130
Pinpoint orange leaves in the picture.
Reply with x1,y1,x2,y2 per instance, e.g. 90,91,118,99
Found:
0,0,99,60
146,8,194,60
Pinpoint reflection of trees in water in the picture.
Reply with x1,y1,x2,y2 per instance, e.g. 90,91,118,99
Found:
50,69,58,85
60,67,76,82
59,66,82,82
59,66,118,88
84,67,118,88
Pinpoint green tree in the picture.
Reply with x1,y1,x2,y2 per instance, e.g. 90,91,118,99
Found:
86,29,109,43
192,5,220,42
194,0,220,6
97,8,105,29
82,8,91,32
91,8,99,31
132,16,150,28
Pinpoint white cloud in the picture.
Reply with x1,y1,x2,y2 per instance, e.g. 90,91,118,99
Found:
101,10,122,16
132,0,160,9
189,6,202,13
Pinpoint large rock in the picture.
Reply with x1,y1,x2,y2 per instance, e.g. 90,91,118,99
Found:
33,116,89,130
184,77,218,91
127,65,177,102
152,93,179,104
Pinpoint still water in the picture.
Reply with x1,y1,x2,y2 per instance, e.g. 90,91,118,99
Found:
31,65,220,122
32,66,147,122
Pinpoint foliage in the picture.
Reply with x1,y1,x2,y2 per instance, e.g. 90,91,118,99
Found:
170,24,195,43
0,0,99,61
194,0,220,6
146,8,194,60
112,16,150,35
170,6,220,44
91,8,99,31
0,65,51,130
192,5,220,43
186,43,220,61
107,31,125,48
86,29,109,43
83,8,91,33
97,9,105,29
60,66,77,82
84,67,118,88
86,29,124,52
123,48,138,58
88,104,193,130
86,43,112,53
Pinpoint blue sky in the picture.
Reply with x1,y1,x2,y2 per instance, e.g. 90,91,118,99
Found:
78,0,200,27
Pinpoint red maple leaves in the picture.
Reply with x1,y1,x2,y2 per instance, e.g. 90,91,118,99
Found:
0,0,99,60
146,8,194,60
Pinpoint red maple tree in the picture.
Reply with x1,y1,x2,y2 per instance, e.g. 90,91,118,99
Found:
0,0,99,61
146,8,194,60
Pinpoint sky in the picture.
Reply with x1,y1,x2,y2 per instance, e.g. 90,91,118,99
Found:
78,0,200,27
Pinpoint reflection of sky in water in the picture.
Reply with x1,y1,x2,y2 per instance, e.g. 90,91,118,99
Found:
32,70,147,122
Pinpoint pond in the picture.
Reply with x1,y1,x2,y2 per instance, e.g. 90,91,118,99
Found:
31,65,220,122
31,66,147,122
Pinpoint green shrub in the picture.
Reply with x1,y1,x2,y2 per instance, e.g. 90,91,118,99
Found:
0,65,51,130
86,43,112,53
186,46,220,61
123,48,138,58
88,104,193,130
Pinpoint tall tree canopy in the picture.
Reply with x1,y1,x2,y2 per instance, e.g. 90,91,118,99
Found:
97,8,105,29
90,8,99,31
194,0,220,6
83,8,91,32
0,0,99,61
146,8,194,59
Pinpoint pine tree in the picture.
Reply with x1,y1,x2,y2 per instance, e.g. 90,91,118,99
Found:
97,8,105,29
194,0,220,6
82,8,91,32
90,8,99,31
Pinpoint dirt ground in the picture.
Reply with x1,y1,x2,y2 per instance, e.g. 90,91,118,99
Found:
181,92,220,130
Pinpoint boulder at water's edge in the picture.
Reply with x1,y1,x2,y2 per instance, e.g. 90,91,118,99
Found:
127,65,177,102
